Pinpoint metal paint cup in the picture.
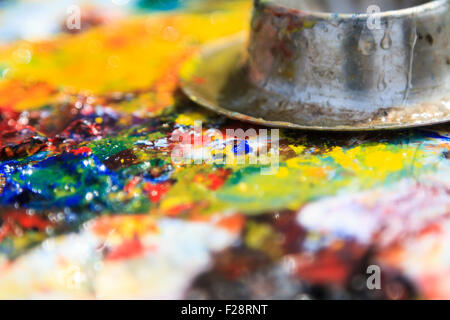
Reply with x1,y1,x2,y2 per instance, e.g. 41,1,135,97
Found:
181,0,450,130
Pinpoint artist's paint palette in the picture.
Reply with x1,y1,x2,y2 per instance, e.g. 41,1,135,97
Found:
0,0,449,299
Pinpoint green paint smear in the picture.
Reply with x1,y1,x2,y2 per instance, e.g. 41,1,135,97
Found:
161,140,440,215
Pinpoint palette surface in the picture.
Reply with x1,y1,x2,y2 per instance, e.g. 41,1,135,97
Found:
0,0,449,299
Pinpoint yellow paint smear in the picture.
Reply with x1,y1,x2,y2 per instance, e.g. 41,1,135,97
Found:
0,1,252,111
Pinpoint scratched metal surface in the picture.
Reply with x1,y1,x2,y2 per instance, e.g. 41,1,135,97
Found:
181,0,450,130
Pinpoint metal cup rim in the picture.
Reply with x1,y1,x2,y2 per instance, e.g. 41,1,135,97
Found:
261,0,447,19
